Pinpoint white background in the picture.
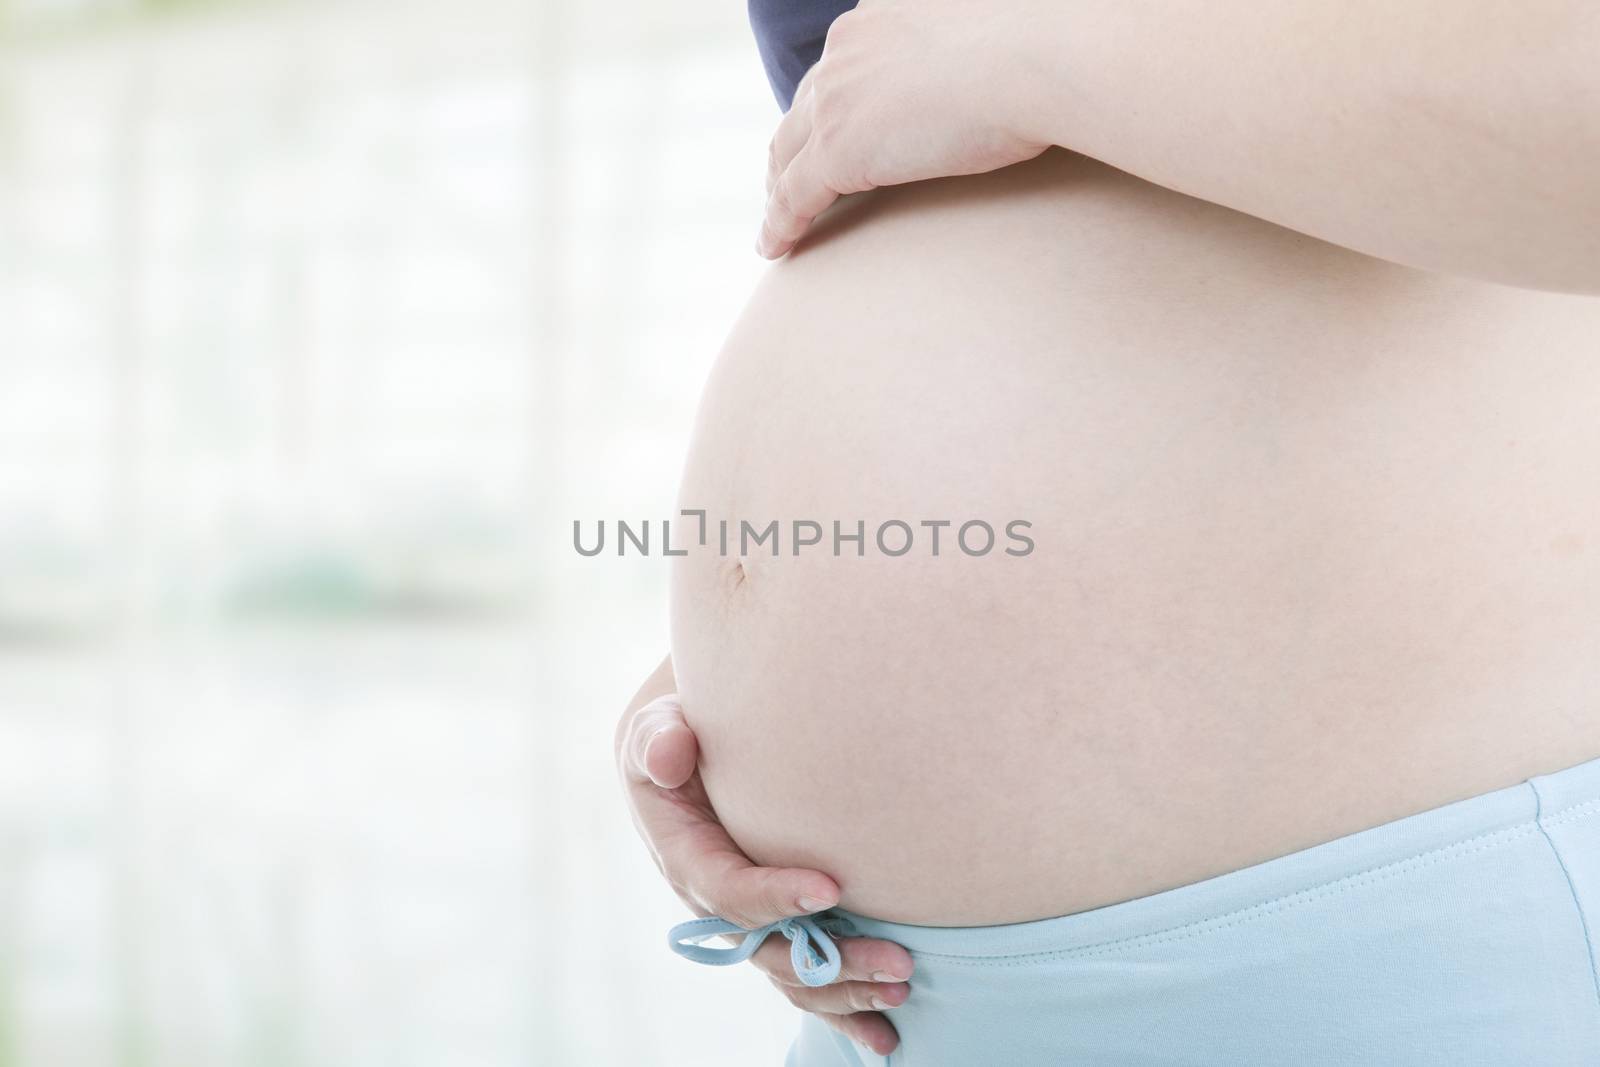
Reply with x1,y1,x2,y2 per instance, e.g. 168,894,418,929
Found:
0,0,795,1063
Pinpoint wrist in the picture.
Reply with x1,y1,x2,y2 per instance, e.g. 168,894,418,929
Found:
999,0,1126,159
993,1,1086,152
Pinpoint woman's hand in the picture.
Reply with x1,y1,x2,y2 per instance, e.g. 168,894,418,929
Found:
771,0,1600,290
757,0,1052,259
616,658,914,1056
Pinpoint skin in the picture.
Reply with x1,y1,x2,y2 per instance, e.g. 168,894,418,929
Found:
626,149,1600,1052
616,657,912,1054
759,0,1600,293
672,149,1600,919
621,3,1600,1052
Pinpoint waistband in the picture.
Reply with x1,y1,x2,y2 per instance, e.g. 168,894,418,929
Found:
666,753,1600,980
830,753,1600,963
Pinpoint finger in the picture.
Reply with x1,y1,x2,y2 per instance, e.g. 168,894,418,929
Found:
817,1011,901,1057
757,147,839,259
679,849,841,929
766,82,814,196
621,695,698,789
753,935,915,986
630,774,839,924
773,975,911,1016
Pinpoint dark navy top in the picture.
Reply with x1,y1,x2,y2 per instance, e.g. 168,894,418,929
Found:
748,0,859,110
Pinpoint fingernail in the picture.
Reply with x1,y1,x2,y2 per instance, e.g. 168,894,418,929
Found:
755,233,772,257
870,970,904,983
796,895,833,913
870,995,891,1011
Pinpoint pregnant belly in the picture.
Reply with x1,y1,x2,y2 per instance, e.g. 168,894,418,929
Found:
669,150,1600,926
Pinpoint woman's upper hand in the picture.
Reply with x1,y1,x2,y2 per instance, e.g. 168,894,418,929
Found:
615,666,915,1055
758,0,1053,259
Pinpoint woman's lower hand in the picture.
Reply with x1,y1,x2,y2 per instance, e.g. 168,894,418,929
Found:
748,926,913,1056
758,0,1055,259
615,663,913,1055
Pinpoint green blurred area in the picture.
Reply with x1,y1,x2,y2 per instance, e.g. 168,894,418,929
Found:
0,0,257,40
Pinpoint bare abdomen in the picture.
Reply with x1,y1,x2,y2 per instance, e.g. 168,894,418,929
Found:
669,150,1600,926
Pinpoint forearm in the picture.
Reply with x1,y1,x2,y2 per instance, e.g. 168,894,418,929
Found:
1032,0,1600,292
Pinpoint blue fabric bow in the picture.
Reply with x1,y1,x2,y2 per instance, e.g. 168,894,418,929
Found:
667,914,844,987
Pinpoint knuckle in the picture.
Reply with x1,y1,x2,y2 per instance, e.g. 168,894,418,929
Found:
810,82,836,123
770,179,796,219
837,943,869,979
721,898,761,929
792,60,817,97
826,9,858,42
696,888,733,922
757,880,788,917
809,70,846,118
808,120,842,167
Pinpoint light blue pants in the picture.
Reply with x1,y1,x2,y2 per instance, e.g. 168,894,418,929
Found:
672,755,1600,1065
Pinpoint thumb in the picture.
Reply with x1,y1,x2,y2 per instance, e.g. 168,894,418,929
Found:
625,694,700,789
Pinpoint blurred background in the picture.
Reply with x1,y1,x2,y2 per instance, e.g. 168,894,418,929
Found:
0,0,791,1063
